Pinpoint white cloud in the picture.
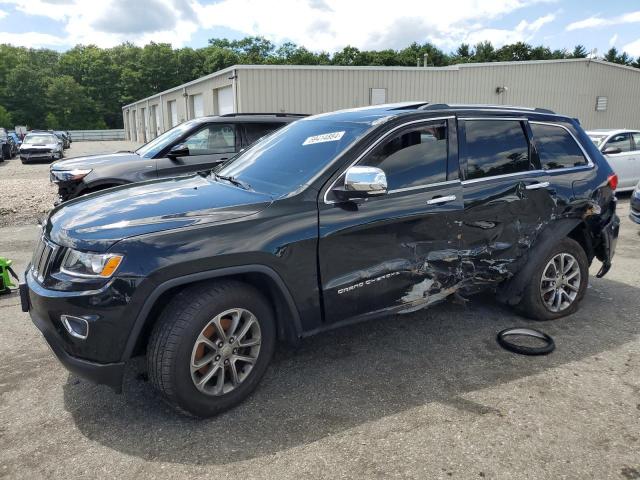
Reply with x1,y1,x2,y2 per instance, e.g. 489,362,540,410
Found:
0,31,66,47
609,33,618,47
0,10,6,19
465,13,555,48
567,10,640,31
0,0,556,51
622,38,640,57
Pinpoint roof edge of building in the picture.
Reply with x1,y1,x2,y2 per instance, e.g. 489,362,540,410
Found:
122,57,639,110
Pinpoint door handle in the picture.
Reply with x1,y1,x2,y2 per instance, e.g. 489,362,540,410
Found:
427,195,457,205
525,181,550,190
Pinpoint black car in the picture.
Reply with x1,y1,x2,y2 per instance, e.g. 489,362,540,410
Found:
0,127,10,160
22,103,619,417
630,181,640,225
50,113,306,203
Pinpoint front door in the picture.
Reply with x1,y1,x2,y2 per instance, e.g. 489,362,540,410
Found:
318,118,463,324
156,123,239,177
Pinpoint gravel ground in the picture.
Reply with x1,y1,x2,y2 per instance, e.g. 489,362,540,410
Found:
0,167,638,479
0,141,141,228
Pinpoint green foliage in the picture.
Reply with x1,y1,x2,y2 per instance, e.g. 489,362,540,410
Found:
0,37,637,130
0,104,12,127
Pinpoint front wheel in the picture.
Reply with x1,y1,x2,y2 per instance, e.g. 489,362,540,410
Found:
147,280,276,417
517,238,589,320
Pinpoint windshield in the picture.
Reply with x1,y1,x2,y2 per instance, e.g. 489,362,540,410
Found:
23,134,57,144
136,120,200,158
217,119,371,196
588,135,607,147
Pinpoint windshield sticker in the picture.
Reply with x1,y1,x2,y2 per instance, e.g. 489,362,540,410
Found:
302,131,345,146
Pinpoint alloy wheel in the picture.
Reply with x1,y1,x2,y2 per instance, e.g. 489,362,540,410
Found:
190,308,261,396
539,252,581,313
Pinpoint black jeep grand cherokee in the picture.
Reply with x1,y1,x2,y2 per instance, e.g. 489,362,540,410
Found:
22,103,619,417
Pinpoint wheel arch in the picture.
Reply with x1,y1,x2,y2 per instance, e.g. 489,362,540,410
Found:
496,218,584,306
121,265,303,361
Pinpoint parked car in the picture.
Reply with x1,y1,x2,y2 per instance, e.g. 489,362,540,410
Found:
50,113,305,203
630,180,640,225
587,129,640,192
6,134,18,158
19,132,64,163
0,127,10,160
54,130,71,149
22,103,619,417
8,131,22,148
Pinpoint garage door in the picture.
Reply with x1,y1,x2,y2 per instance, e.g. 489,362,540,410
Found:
217,86,234,115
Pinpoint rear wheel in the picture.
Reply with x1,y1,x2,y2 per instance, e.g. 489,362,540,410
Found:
147,280,276,417
516,238,588,320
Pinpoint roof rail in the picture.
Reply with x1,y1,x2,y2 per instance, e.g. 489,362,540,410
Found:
218,112,308,118
419,103,556,114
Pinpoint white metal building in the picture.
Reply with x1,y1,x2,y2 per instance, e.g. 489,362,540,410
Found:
122,58,640,142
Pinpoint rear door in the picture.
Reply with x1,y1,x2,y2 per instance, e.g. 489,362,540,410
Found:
318,117,464,324
458,117,556,283
602,132,635,190
156,123,239,177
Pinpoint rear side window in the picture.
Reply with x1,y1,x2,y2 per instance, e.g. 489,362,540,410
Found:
530,123,588,170
631,132,640,151
605,133,632,153
462,120,530,180
243,122,284,145
360,121,448,190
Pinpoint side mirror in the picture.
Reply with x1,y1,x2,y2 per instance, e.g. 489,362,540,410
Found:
334,166,387,200
167,143,189,159
602,146,622,155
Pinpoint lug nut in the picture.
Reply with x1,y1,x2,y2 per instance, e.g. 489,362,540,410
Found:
215,355,221,361
233,348,238,354
217,342,224,348
224,359,229,365
229,337,235,343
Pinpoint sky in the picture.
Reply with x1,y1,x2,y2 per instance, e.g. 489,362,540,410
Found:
1,0,640,58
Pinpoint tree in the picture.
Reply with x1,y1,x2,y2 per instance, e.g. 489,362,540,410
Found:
604,47,619,63
473,41,496,62
45,75,103,129
4,64,48,127
571,45,588,58
0,104,12,128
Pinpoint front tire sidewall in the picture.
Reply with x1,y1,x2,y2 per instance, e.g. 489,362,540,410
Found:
523,238,589,320
171,287,275,417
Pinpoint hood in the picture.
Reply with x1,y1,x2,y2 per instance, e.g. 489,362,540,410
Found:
51,152,141,170
46,174,273,252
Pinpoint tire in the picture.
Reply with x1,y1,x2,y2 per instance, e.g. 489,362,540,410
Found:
516,237,589,320
147,280,276,417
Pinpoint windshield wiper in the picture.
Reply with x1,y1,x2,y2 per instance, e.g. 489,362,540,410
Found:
213,173,252,191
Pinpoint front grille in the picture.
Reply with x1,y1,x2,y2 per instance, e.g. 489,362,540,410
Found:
32,236,60,283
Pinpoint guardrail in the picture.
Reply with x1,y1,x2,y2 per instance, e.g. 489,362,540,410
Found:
67,129,126,141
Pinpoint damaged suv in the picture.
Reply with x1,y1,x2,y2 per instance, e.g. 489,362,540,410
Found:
22,103,619,417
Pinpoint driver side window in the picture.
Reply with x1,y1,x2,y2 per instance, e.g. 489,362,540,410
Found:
360,121,448,191
183,124,236,156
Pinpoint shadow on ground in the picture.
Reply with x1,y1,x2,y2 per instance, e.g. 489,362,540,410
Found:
63,276,639,465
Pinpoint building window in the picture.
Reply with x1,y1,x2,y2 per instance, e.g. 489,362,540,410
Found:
370,88,387,105
167,100,177,127
595,96,608,111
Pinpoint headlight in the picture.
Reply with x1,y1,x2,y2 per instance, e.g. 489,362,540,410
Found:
50,169,92,182
61,249,123,278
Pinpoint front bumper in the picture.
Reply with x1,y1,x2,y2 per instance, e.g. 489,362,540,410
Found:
50,176,83,203
21,267,141,390
21,151,59,161
595,212,620,278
